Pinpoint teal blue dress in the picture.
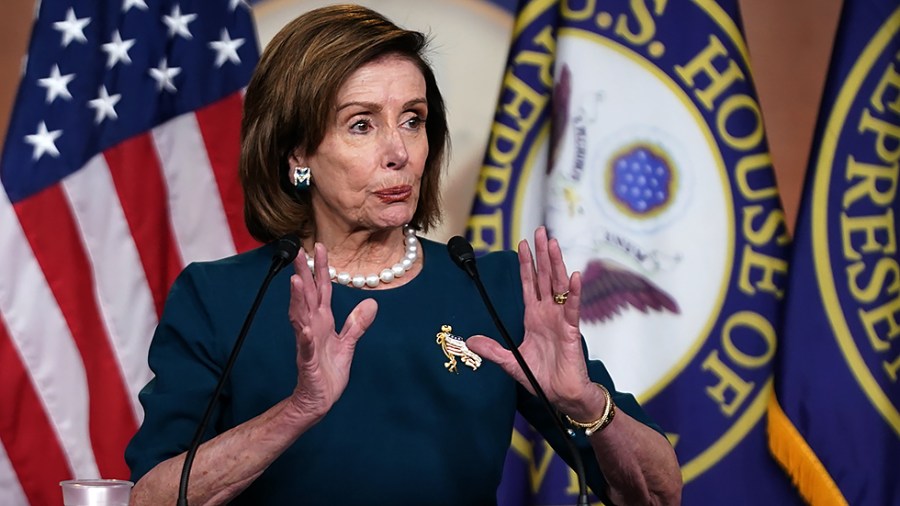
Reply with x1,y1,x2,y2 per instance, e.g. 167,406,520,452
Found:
125,238,662,505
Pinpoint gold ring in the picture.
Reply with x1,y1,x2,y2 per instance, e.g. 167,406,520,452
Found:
553,290,569,305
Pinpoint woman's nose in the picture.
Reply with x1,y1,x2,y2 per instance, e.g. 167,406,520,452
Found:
383,127,409,170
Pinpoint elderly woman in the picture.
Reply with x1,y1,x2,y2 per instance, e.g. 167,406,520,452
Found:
125,4,681,505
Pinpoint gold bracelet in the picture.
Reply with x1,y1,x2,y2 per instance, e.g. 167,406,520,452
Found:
565,383,616,436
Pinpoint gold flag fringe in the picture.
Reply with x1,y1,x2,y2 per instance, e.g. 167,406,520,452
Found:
767,394,848,506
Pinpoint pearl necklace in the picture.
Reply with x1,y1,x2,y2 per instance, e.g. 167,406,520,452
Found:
306,225,419,288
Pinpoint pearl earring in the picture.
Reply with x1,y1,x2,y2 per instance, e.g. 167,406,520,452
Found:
292,166,311,189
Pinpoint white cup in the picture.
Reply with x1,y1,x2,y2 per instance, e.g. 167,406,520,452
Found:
60,479,133,506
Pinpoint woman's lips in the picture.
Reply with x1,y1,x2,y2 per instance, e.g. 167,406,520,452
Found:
374,185,412,203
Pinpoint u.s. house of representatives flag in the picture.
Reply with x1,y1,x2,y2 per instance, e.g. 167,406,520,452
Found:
769,1,900,505
0,1,258,504
468,0,802,503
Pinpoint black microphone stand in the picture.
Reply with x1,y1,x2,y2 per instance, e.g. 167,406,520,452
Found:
176,235,300,506
447,237,591,506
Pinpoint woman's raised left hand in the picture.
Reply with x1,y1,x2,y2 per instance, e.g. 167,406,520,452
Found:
466,226,605,421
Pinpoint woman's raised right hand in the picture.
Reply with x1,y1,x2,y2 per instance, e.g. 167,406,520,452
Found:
287,242,378,419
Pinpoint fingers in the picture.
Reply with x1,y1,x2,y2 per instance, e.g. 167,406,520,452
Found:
314,243,332,308
517,240,537,303
289,243,336,344
294,247,319,312
288,274,309,330
547,234,570,295
340,298,378,346
465,335,525,383
564,271,582,325
525,227,572,303
290,274,319,364
533,227,552,299
292,242,336,312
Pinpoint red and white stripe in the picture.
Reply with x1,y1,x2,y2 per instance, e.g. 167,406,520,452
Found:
0,92,254,505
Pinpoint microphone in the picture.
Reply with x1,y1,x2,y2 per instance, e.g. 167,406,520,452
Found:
447,236,590,506
447,235,477,278
271,233,301,272
176,234,301,506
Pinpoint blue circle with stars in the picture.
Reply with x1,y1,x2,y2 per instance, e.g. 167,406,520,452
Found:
607,144,675,217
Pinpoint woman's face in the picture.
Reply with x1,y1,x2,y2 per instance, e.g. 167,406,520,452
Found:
294,55,429,235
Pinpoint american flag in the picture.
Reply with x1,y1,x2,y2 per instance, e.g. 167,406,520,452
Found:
0,1,259,503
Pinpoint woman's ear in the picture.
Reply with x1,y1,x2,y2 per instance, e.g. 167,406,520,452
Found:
287,149,305,173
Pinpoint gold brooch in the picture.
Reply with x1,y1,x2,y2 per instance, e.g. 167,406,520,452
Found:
435,324,482,373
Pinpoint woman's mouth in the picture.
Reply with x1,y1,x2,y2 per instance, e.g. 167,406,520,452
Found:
374,185,413,203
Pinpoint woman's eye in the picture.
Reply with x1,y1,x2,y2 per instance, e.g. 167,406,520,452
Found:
405,116,426,129
350,119,371,133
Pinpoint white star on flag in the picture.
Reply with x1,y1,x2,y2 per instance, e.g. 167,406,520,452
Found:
149,58,182,92
163,5,197,40
101,30,136,68
52,8,90,47
24,121,63,160
209,29,245,67
87,86,122,124
37,64,75,103
122,0,148,12
0,0,261,502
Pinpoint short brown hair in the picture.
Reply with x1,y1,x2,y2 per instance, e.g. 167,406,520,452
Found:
240,4,449,242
